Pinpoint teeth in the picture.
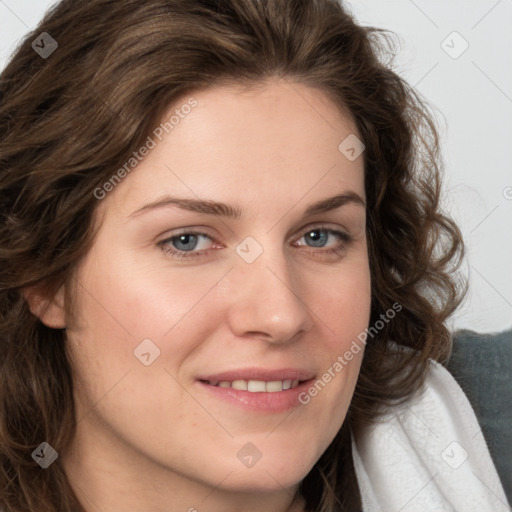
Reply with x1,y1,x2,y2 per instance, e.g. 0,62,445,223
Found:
248,380,267,392
208,379,302,392
232,380,248,391
265,380,283,392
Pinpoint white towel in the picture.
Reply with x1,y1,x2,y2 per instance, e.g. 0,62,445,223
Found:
351,359,511,511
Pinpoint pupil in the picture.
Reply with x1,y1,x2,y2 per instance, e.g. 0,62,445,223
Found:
308,230,326,247
175,234,197,251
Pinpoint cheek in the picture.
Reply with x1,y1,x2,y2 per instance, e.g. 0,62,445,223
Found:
65,249,236,414
70,245,224,342
304,258,370,414
310,259,371,340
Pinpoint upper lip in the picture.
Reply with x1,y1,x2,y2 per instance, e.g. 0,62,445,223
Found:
197,368,316,383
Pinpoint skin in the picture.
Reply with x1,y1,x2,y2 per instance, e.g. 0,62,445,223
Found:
30,78,371,512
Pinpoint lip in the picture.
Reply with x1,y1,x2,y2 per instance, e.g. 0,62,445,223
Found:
197,367,315,383
195,367,315,413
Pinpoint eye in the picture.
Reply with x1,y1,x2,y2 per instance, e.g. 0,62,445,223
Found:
297,228,339,248
158,226,352,261
159,231,214,259
294,227,352,255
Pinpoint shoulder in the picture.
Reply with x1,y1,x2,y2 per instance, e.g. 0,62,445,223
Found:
351,359,510,512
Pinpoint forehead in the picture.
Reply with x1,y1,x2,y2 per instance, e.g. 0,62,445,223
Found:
100,79,365,218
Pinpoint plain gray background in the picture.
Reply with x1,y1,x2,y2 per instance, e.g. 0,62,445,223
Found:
1,0,511,333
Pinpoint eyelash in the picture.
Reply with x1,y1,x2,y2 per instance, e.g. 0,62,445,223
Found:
157,226,353,261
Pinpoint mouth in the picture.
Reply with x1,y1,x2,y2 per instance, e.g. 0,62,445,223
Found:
195,368,315,413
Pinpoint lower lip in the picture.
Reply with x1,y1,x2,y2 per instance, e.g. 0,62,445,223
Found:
195,380,314,413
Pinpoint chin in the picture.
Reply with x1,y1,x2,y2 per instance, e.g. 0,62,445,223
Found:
215,451,317,494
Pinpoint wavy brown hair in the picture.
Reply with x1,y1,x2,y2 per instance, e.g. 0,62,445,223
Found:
0,0,466,510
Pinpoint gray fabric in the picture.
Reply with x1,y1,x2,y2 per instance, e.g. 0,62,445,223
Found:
446,328,512,505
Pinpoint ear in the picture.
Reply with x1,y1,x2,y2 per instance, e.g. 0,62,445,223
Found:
22,283,67,329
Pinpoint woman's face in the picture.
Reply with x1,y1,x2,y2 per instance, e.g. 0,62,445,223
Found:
61,78,371,507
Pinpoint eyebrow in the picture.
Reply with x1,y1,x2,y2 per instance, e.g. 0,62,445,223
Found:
129,191,366,219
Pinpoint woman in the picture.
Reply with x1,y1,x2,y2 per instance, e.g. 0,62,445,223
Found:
0,0,508,511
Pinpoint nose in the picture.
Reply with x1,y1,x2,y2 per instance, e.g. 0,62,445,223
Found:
224,242,314,344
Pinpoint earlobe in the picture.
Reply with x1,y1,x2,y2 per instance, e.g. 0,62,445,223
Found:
22,284,67,329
